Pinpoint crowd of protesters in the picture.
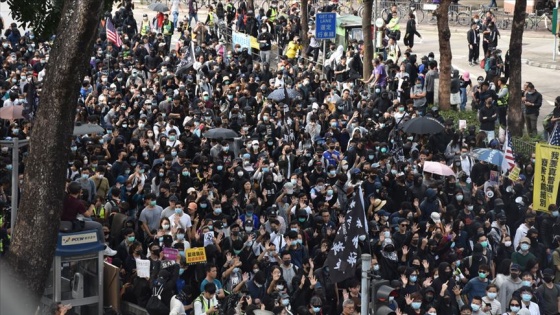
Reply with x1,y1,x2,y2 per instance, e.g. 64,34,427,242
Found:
1,0,560,315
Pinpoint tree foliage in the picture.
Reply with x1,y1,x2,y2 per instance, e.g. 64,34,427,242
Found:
3,0,114,39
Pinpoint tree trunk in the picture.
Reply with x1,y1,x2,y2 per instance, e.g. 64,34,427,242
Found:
362,0,374,79
435,0,452,110
301,0,310,56
507,0,526,137
7,0,104,301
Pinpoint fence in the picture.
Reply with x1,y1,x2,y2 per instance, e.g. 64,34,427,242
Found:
512,137,537,158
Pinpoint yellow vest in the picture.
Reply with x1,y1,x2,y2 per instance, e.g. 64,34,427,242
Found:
269,8,277,22
163,21,173,35
140,21,150,36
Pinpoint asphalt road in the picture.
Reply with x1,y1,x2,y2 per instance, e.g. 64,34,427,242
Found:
415,26,558,132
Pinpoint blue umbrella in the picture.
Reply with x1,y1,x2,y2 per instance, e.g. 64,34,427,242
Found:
472,148,504,166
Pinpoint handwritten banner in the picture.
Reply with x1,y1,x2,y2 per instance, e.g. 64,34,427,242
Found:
232,31,252,54
533,143,560,212
185,247,207,265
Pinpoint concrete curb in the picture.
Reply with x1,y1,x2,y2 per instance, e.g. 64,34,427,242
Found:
522,58,560,70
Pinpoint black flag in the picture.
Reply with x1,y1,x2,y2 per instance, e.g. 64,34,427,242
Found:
325,188,368,283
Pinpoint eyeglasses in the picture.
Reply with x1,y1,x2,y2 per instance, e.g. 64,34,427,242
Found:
312,305,322,308
510,304,520,307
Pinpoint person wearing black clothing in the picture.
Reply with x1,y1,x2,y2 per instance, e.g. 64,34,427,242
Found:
479,98,498,142
522,82,542,137
467,23,480,66
404,13,421,50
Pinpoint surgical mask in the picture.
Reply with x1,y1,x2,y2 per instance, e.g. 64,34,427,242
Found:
171,151,177,157
467,205,474,211
373,264,380,271
127,236,136,243
504,241,512,247
359,235,366,241
81,174,89,179
169,135,176,141
214,208,222,214
487,292,497,299
471,304,481,312
521,294,532,302
552,210,559,217
510,306,521,313
217,165,223,171
162,224,170,230
312,307,321,313
245,227,253,232
384,231,391,238
520,244,530,251
521,280,531,287
480,241,488,248
182,171,190,176
150,200,157,206
411,302,422,310
291,179,297,185
327,189,334,196
237,171,244,177
409,275,418,282
479,272,487,279
175,208,183,214
177,233,185,240
282,299,290,306
456,195,464,201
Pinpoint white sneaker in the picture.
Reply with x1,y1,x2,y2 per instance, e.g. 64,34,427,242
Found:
104,245,117,257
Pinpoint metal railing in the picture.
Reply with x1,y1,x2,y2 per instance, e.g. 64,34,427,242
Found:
512,137,537,158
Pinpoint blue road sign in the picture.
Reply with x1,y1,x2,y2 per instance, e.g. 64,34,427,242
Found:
316,13,337,40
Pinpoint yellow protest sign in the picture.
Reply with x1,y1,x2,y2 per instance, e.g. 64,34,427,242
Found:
185,247,207,265
250,36,259,50
508,166,521,181
533,143,560,212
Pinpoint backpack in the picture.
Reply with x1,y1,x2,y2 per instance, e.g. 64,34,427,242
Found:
145,285,169,315
222,292,242,315
484,57,491,72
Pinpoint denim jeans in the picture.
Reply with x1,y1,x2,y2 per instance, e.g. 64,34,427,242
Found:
485,130,495,143
260,50,271,63
460,87,467,111
525,113,538,136
172,11,179,28
188,12,198,27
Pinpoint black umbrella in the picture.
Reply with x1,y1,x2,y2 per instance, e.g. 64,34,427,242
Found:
148,3,170,12
73,123,104,136
203,128,239,139
267,88,300,102
401,116,445,135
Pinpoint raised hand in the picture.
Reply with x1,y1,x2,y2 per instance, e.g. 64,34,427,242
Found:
405,294,413,305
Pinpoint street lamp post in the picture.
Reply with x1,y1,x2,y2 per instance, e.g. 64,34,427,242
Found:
361,254,372,315
0,138,29,231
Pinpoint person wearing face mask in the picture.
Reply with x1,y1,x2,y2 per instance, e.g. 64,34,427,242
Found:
462,264,490,303
516,286,540,315
481,284,502,315
139,193,164,239
512,237,537,271
514,214,535,249
404,292,425,315
536,268,560,315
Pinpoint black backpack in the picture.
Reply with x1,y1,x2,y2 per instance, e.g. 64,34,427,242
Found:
145,285,169,315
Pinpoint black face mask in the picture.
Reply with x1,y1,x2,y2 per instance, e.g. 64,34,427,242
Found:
384,245,395,252
543,275,554,283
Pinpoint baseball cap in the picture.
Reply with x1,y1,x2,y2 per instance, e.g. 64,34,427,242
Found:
431,212,441,223
520,237,531,244
283,182,294,194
